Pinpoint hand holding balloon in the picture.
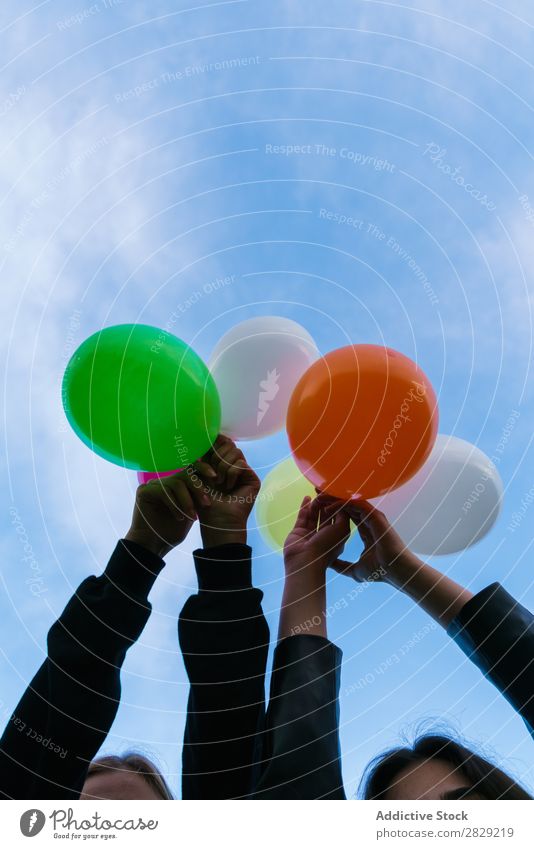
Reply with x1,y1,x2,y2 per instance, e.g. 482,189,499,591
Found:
319,498,422,583
322,498,474,629
195,435,261,549
284,496,351,579
278,496,351,641
125,461,216,558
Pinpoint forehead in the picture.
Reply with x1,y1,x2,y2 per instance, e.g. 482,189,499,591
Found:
83,769,160,800
387,758,468,800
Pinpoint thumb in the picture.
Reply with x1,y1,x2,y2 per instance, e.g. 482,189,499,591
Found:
330,558,355,576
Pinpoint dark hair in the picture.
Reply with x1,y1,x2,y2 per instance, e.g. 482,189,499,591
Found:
360,734,532,800
85,753,173,800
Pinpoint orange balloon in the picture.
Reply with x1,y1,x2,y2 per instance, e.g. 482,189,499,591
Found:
286,345,439,499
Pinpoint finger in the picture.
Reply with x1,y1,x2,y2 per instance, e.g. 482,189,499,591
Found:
217,443,242,464
293,496,313,530
217,452,243,486
211,435,237,460
309,497,327,531
192,459,217,479
350,509,375,543
228,458,260,496
319,501,344,525
343,498,374,521
315,500,345,534
163,478,197,521
352,498,375,512
201,434,233,465
352,517,374,548
350,499,389,527
334,510,352,538
213,444,243,482
317,506,334,530
164,480,197,521
183,474,212,508
226,457,249,490
344,504,378,539
232,460,260,491
319,510,351,544
330,558,355,575
165,467,210,507
215,433,234,448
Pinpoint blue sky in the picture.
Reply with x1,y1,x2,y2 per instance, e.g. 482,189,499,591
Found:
1,0,534,798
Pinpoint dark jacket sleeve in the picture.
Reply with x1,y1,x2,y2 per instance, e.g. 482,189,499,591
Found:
253,635,345,799
178,544,269,800
448,583,534,737
0,539,164,800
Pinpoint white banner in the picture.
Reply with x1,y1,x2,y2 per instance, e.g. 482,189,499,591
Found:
3,800,533,848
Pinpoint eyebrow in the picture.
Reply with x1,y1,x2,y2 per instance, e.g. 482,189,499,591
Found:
440,787,475,800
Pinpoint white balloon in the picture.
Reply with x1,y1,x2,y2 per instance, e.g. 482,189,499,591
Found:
371,435,504,555
209,317,319,440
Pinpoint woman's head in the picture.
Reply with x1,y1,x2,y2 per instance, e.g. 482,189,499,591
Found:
360,734,531,800
80,753,173,800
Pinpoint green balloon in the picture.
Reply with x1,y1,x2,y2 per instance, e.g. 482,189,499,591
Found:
62,324,221,471
256,458,317,551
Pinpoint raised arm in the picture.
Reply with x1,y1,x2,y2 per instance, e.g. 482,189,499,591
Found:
179,436,269,799
332,498,534,738
253,496,349,799
0,468,209,800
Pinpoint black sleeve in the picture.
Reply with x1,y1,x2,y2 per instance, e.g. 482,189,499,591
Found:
0,539,164,800
448,582,534,737
252,635,346,799
178,544,269,799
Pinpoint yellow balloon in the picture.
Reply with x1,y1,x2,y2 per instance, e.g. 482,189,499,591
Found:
256,458,317,551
